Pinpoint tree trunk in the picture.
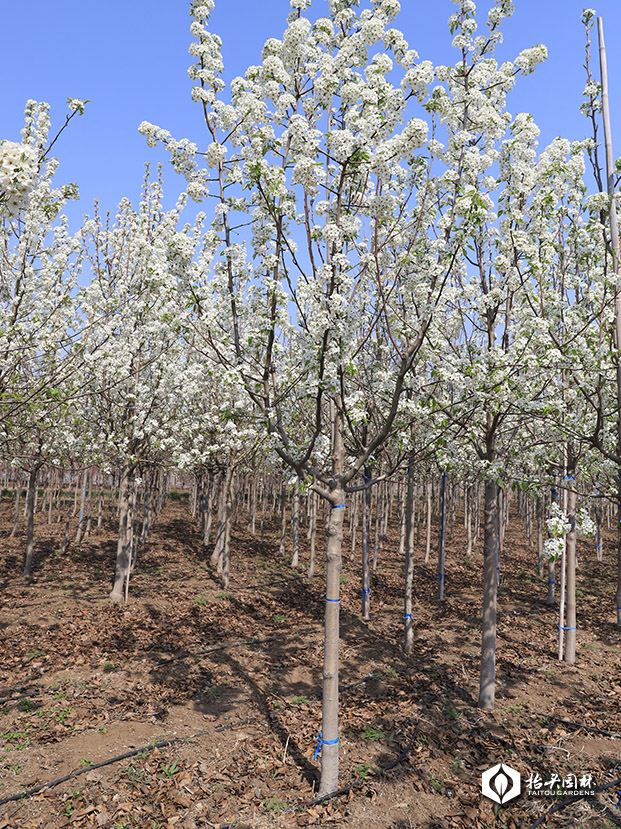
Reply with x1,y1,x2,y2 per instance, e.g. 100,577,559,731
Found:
97,479,104,529
546,489,557,605
557,479,568,661
10,475,22,538
564,484,577,663
498,488,506,553
260,476,266,541
437,472,447,600
537,496,544,578
214,466,233,580
318,486,345,796
308,491,317,578
23,465,40,577
124,481,137,602
317,396,346,797
211,470,227,568
290,488,300,568
72,472,80,517
110,464,133,602
425,480,432,564
48,470,55,525
251,473,258,536
526,495,533,546
75,470,88,544
398,482,406,558
62,499,71,553
85,472,93,538
221,510,232,589
279,482,287,558
466,485,473,557
478,478,499,710
204,470,215,547
404,459,415,653
350,492,358,561
372,485,381,572
361,480,370,620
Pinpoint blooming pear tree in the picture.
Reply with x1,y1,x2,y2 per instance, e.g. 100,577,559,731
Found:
508,12,621,645
407,0,562,709
0,99,87,575
3,0,620,815
170,347,262,586
135,0,564,789
78,172,191,601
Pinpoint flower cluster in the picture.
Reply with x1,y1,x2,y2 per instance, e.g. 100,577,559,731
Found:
0,140,38,213
576,508,596,538
546,502,570,538
544,503,597,560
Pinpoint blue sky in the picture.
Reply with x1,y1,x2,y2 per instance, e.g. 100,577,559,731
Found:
2,0,620,225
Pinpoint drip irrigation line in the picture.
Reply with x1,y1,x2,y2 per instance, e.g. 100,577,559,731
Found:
155,635,280,666
340,672,376,693
527,775,621,829
537,713,621,739
0,689,41,706
0,717,259,807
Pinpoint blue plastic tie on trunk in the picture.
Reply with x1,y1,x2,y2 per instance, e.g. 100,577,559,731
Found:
559,626,575,630
313,734,338,761
331,504,345,509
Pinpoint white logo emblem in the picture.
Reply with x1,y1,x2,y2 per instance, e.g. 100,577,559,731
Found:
481,763,521,805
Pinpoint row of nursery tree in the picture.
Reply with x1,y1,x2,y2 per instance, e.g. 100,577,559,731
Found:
2,0,621,795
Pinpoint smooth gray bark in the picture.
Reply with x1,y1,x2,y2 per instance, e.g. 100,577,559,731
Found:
478,478,499,710
404,461,415,653
110,464,132,603
437,472,447,600
564,484,577,663
23,465,40,577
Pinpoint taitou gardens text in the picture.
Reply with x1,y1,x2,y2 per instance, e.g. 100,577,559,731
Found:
2,0,621,821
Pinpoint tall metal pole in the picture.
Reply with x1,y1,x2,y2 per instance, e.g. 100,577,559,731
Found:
598,17,621,630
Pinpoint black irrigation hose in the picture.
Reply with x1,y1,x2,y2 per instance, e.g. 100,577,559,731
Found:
0,671,426,816
0,690,41,706
537,712,621,739
339,672,376,693
0,717,259,808
528,775,621,829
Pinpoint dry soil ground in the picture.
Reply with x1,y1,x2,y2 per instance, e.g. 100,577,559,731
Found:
0,493,620,828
